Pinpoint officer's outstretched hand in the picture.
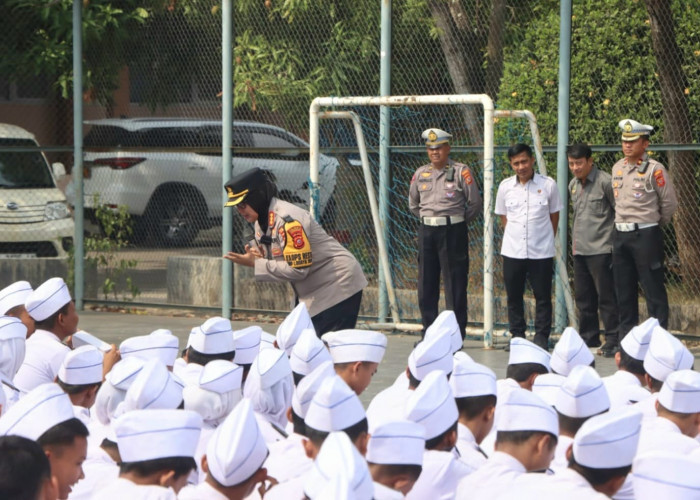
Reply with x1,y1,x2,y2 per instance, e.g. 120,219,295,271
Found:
223,244,260,267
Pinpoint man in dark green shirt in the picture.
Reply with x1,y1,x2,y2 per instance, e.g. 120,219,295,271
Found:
568,144,618,356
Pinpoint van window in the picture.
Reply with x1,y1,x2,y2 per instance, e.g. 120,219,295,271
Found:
0,139,54,188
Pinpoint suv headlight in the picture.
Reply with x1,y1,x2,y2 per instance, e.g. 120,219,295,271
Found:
45,201,70,220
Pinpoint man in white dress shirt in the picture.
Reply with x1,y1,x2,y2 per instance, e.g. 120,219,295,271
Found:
14,277,76,393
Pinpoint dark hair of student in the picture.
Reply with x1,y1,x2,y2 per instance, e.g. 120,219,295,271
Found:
568,455,631,485
505,362,549,382
36,417,89,449
0,435,52,500
34,301,70,331
305,417,369,448
186,346,235,366
455,394,497,420
119,456,197,478
424,420,458,450
618,349,646,377
496,430,558,447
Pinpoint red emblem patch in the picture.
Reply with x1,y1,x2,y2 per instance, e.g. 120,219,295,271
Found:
278,227,286,245
287,225,305,249
654,170,665,187
268,211,275,227
461,169,473,185
411,173,417,183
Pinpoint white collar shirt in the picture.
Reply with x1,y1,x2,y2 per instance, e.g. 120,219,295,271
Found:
638,416,700,455
264,432,312,484
603,370,651,409
263,472,306,500
495,173,562,259
456,451,526,500
178,481,229,500
374,481,404,500
456,423,487,473
67,446,119,500
406,449,471,500
503,468,609,500
13,329,70,393
550,434,573,473
94,477,177,500
480,379,521,456
634,392,659,423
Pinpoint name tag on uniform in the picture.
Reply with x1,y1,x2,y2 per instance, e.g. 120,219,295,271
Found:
421,172,431,178
445,191,455,198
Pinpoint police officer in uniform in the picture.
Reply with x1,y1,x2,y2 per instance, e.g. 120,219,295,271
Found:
611,119,678,341
409,129,482,339
223,168,367,335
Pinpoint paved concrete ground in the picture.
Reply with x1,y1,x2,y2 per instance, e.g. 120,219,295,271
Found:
76,309,631,406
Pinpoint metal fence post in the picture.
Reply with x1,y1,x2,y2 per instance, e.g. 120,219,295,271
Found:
73,0,84,309
378,0,392,322
221,0,233,318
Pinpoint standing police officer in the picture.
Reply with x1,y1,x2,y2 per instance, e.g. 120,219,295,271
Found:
612,119,678,340
409,128,482,339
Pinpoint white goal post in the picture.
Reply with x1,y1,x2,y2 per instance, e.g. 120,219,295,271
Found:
308,95,574,348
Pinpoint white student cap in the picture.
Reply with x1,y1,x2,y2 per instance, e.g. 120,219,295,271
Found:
290,329,332,376
189,316,235,355
291,360,335,418
0,316,27,379
555,365,610,418
643,326,694,382
304,431,374,500
122,359,184,412
426,310,462,353
508,337,551,370
260,331,276,350
113,409,202,462
58,345,104,385
496,388,559,436
532,373,566,407
366,420,425,466
422,128,452,148
619,119,654,141
633,451,700,500
0,315,27,341
232,325,262,365
25,277,71,321
550,327,594,376
657,369,700,414
408,328,453,381
304,375,366,432
322,329,387,364
404,370,458,440
119,331,179,367
94,357,146,425
0,281,32,315
206,399,268,487
449,359,497,398
276,302,314,356
183,360,243,424
247,348,292,390
0,383,75,440
572,406,642,468
620,317,658,360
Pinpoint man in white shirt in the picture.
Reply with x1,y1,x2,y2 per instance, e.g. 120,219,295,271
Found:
496,143,563,350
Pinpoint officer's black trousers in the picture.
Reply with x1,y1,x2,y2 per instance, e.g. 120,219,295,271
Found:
502,256,553,348
573,253,619,346
311,290,363,336
613,225,669,338
418,221,468,338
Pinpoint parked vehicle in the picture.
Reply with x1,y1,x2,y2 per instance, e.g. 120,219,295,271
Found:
0,124,74,258
81,118,338,246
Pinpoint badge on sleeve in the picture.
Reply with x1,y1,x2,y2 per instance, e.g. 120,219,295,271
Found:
411,173,416,183
283,219,312,268
654,169,665,187
461,169,473,185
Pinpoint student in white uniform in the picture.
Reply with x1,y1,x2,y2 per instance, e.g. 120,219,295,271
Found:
637,325,694,420
0,316,27,410
0,280,35,336
14,278,76,393
176,317,236,386
303,431,374,500
243,348,293,444
633,451,700,500
183,360,243,483
427,310,466,355
120,330,179,371
67,428,120,500
602,318,655,408
265,361,335,485
0,435,59,500
95,409,202,500
532,372,565,406
120,359,184,414
367,420,425,499
550,327,594,376
448,359,497,471
404,371,471,500
57,346,105,426
508,407,642,500
322,329,387,395
289,328,332,385
178,399,270,500
551,365,610,472
0,383,89,500
232,325,262,383
457,388,559,500
366,328,452,432
275,302,313,356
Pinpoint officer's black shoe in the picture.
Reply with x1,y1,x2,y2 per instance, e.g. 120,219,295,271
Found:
597,341,619,358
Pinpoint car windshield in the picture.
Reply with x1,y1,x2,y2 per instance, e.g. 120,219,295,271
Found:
0,139,54,188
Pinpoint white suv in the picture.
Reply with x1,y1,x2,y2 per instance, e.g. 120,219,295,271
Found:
0,124,74,258
82,118,339,246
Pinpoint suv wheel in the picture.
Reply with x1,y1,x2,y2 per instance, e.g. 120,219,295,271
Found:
141,186,204,247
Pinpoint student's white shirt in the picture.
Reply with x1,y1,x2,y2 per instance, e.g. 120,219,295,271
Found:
633,392,659,422
93,477,177,500
480,378,521,456
263,473,306,500
13,329,70,393
502,467,609,500
67,446,119,500
455,423,487,473
264,432,312,484
178,481,229,500
456,451,526,500
406,449,471,500
550,434,573,473
374,481,404,499
602,370,650,409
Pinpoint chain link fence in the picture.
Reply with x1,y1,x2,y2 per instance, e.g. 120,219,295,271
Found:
1,0,698,335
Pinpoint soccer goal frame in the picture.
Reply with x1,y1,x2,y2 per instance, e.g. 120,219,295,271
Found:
309,95,574,348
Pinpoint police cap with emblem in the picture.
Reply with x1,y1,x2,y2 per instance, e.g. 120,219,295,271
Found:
224,167,270,207
422,128,452,149
619,119,654,142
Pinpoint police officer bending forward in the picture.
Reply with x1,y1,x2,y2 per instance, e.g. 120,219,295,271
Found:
409,128,482,339
223,168,367,335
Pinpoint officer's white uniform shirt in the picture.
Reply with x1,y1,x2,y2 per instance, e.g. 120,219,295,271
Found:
550,434,574,473
13,329,70,392
373,481,404,499
406,449,470,500
495,172,563,259
67,445,119,500
455,423,487,472
264,432,312,484
502,468,609,500
456,451,526,500
603,370,651,408
178,481,228,500
97,478,177,500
